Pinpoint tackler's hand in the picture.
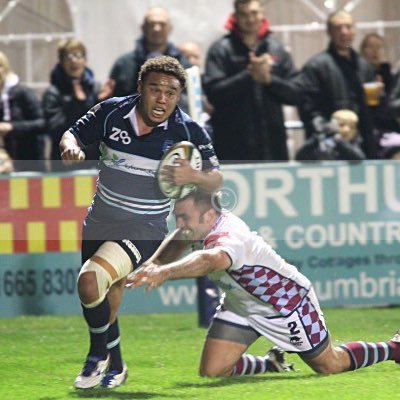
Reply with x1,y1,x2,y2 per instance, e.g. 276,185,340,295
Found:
126,263,166,291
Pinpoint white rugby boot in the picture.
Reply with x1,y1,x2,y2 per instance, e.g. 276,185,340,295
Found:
74,354,110,389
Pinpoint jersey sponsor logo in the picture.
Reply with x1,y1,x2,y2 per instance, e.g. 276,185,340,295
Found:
107,159,156,176
110,127,132,144
122,239,142,263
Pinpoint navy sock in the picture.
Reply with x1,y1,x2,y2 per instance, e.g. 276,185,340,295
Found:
82,298,110,358
107,319,123,372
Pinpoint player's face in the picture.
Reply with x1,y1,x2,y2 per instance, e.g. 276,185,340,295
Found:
235,0,264,36
137,72,182,126
62,50,86,79
328,13,355,53
174,198,214,241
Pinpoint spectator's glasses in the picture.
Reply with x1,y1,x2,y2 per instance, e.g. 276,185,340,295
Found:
64,52,85,61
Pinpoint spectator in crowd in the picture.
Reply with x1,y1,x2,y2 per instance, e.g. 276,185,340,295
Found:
127,189,400,377
360,33,393,93
178,41,214,135
0,139,13,173
385,66,400,159
296,109,365,161
101,6,191,99
296,10,378,158
0,51,45,171
178,41,203,69
203,0,300,162
360,32,399,134
42,38,101,171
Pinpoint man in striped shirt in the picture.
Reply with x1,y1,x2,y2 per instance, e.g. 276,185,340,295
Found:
60,56,222,389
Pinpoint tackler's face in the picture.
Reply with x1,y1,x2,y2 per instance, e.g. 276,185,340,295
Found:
174,198,214,241
138,72,181,127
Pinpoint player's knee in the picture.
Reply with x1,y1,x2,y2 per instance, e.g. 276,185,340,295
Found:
308,362,340,374
199,364,231,377
78,242,131,308
77,270,99,305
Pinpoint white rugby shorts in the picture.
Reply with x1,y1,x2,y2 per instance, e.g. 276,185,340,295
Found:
211,287,330,357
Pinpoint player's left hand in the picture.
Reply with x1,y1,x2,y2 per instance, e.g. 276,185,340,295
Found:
160,158,198,186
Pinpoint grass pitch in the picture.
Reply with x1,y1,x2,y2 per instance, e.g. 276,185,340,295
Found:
0,307,399,400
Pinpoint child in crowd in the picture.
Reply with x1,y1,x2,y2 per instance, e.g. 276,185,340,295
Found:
296,109,366,161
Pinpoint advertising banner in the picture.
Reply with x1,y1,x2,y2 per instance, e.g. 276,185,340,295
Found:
0,172,197,317
221,160,400,307
0,161,399,317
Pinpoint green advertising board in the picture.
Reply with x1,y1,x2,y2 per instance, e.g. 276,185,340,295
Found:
221,160,400,307
0,161,399,317
0,253,197,318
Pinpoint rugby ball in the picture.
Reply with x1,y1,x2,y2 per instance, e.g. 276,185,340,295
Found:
158,141,202,199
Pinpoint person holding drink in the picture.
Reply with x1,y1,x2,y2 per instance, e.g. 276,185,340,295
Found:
296,10,378,158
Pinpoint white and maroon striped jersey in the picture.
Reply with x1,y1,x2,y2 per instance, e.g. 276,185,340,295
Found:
204,211,311,318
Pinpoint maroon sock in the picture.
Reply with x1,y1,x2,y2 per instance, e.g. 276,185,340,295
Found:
232,354,276,375
340,341,398,370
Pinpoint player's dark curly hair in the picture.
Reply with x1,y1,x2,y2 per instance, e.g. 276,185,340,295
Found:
138,55,187,89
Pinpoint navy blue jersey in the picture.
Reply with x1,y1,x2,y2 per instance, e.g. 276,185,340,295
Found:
70,95,219,223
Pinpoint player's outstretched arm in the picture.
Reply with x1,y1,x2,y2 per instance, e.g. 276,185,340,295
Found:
126,248,231,290
144,228,196,265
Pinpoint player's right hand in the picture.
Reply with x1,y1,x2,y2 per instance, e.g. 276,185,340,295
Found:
61,147,86,164
126,263,165,291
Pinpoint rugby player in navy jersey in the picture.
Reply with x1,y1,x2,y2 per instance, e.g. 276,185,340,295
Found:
59,56,222,389
127,189,400,378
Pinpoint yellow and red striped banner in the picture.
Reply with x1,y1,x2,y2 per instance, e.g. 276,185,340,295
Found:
0,174,97,254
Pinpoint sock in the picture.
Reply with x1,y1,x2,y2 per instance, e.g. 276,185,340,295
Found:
340,340,400,370
107,319,123,372
231,354,276,376
82,298,110,359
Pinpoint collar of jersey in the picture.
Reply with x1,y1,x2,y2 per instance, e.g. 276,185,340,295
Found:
124,104,169,134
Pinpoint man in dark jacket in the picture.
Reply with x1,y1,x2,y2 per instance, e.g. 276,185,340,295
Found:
297,10,378,158
103,6,190,98
203,0,300,162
